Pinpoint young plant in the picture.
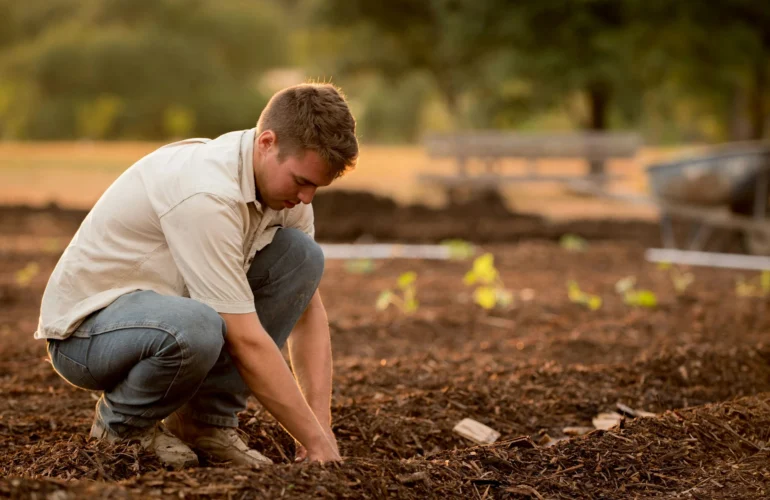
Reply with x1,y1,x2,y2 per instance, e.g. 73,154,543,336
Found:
735,270,770,298
15,262,40,287
344,258,375,274
615,276,658,308
657,262,695,295
440,239,475,260
559,234,588,252
567,280,602,311
463,253,513,310
376,271,419,314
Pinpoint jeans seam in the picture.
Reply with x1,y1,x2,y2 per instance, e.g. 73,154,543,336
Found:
80,320,183,337
87,322,188,421
138,326,190,419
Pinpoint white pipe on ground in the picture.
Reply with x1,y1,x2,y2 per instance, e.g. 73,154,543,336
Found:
320,244,468,260
645,248,770,271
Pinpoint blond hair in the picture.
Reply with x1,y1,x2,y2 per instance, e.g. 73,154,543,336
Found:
257,83,358,178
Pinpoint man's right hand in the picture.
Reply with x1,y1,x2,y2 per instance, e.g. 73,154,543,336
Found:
221,312,339,463
296,427,340,463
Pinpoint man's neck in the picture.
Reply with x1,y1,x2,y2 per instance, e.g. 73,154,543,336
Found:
252,137,264,206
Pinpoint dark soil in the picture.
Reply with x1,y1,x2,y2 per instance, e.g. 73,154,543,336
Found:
1,198,769,498
0,189,666,245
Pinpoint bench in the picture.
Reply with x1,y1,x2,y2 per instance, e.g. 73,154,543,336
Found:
418,131,641,196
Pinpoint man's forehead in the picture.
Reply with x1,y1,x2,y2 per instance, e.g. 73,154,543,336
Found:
291,150,334,186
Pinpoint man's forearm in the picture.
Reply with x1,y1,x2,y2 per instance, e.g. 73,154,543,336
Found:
220,311,331,453
288,291,333,426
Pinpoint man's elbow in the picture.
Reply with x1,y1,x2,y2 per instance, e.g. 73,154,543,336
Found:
221,312,270,358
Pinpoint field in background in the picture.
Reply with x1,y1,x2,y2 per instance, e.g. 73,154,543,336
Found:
0,141,707,220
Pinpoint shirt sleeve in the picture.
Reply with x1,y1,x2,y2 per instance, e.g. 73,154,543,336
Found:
285,202,316,239
160,193,255,314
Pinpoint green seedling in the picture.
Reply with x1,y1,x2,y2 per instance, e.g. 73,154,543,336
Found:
657,262,695,295
567,280,602,310
344,259,375,274
15,262,40,287
735,270,770,298
615,276,658,308
376,271,419,314
440,239,475,260
463,253,513,310
559,234,588,252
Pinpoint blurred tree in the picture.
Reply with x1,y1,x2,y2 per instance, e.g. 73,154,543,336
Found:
501,0,644,133
0,0,285,139
639,1,770,140
308,0,510,129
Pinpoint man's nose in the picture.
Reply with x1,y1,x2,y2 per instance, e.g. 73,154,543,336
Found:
298,186,317,204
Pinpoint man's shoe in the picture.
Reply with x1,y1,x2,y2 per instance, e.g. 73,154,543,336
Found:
164,412,273,467
90,418,199,470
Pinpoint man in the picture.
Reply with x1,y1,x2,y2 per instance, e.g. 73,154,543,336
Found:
35,83,358,469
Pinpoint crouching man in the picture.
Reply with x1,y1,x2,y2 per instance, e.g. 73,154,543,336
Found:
35,83,358,469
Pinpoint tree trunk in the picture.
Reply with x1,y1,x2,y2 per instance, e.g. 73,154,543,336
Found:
438,79,462,129
587,81,611,131
586,81,612,178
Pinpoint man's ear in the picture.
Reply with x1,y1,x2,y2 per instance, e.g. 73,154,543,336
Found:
257,130,276,153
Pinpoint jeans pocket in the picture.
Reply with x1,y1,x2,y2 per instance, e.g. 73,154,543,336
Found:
50,344,101,390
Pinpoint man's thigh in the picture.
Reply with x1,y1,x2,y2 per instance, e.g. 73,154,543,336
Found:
49,290,224,390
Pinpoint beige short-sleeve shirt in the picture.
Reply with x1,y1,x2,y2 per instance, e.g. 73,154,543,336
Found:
35,128,315,340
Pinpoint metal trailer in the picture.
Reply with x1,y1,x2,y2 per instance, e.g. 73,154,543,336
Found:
646,142,770,256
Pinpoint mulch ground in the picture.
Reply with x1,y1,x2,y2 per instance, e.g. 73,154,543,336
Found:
1,198,769,498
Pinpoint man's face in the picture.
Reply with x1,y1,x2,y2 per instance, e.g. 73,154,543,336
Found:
253,131,334,211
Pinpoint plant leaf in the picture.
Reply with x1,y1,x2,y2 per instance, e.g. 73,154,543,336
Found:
474,286,497,310
441,239,475,260
397,271,417,290
496,289,515,308
625,290,658,308
559,234,588,252
376,291,393,311
567,281,583,303
345,259,375,274
614,276,636,294
472,253,498,285
761,271,770,295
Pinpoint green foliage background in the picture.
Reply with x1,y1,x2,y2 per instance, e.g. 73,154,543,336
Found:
0,0,768,144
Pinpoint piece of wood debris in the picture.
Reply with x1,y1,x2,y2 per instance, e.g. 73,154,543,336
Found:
397,471,429,485
504,436,537,449
616,403,656,418
453,418,501,445
592,412,623,430
538,434,570,448
563,426,594,436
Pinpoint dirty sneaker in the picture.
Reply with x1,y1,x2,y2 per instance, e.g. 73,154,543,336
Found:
164,412,273,467
90,418,199,470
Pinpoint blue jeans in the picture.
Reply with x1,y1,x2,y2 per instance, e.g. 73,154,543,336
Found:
46,228,324,436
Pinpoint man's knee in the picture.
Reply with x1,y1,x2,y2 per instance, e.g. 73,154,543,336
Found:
174,300,225,368
273,228,325,283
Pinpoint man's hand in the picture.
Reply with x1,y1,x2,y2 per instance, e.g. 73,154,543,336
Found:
295,427,339,463
288,291,338,463
221,311,339,462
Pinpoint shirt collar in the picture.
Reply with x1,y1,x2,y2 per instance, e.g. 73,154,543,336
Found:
239,128,259,206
